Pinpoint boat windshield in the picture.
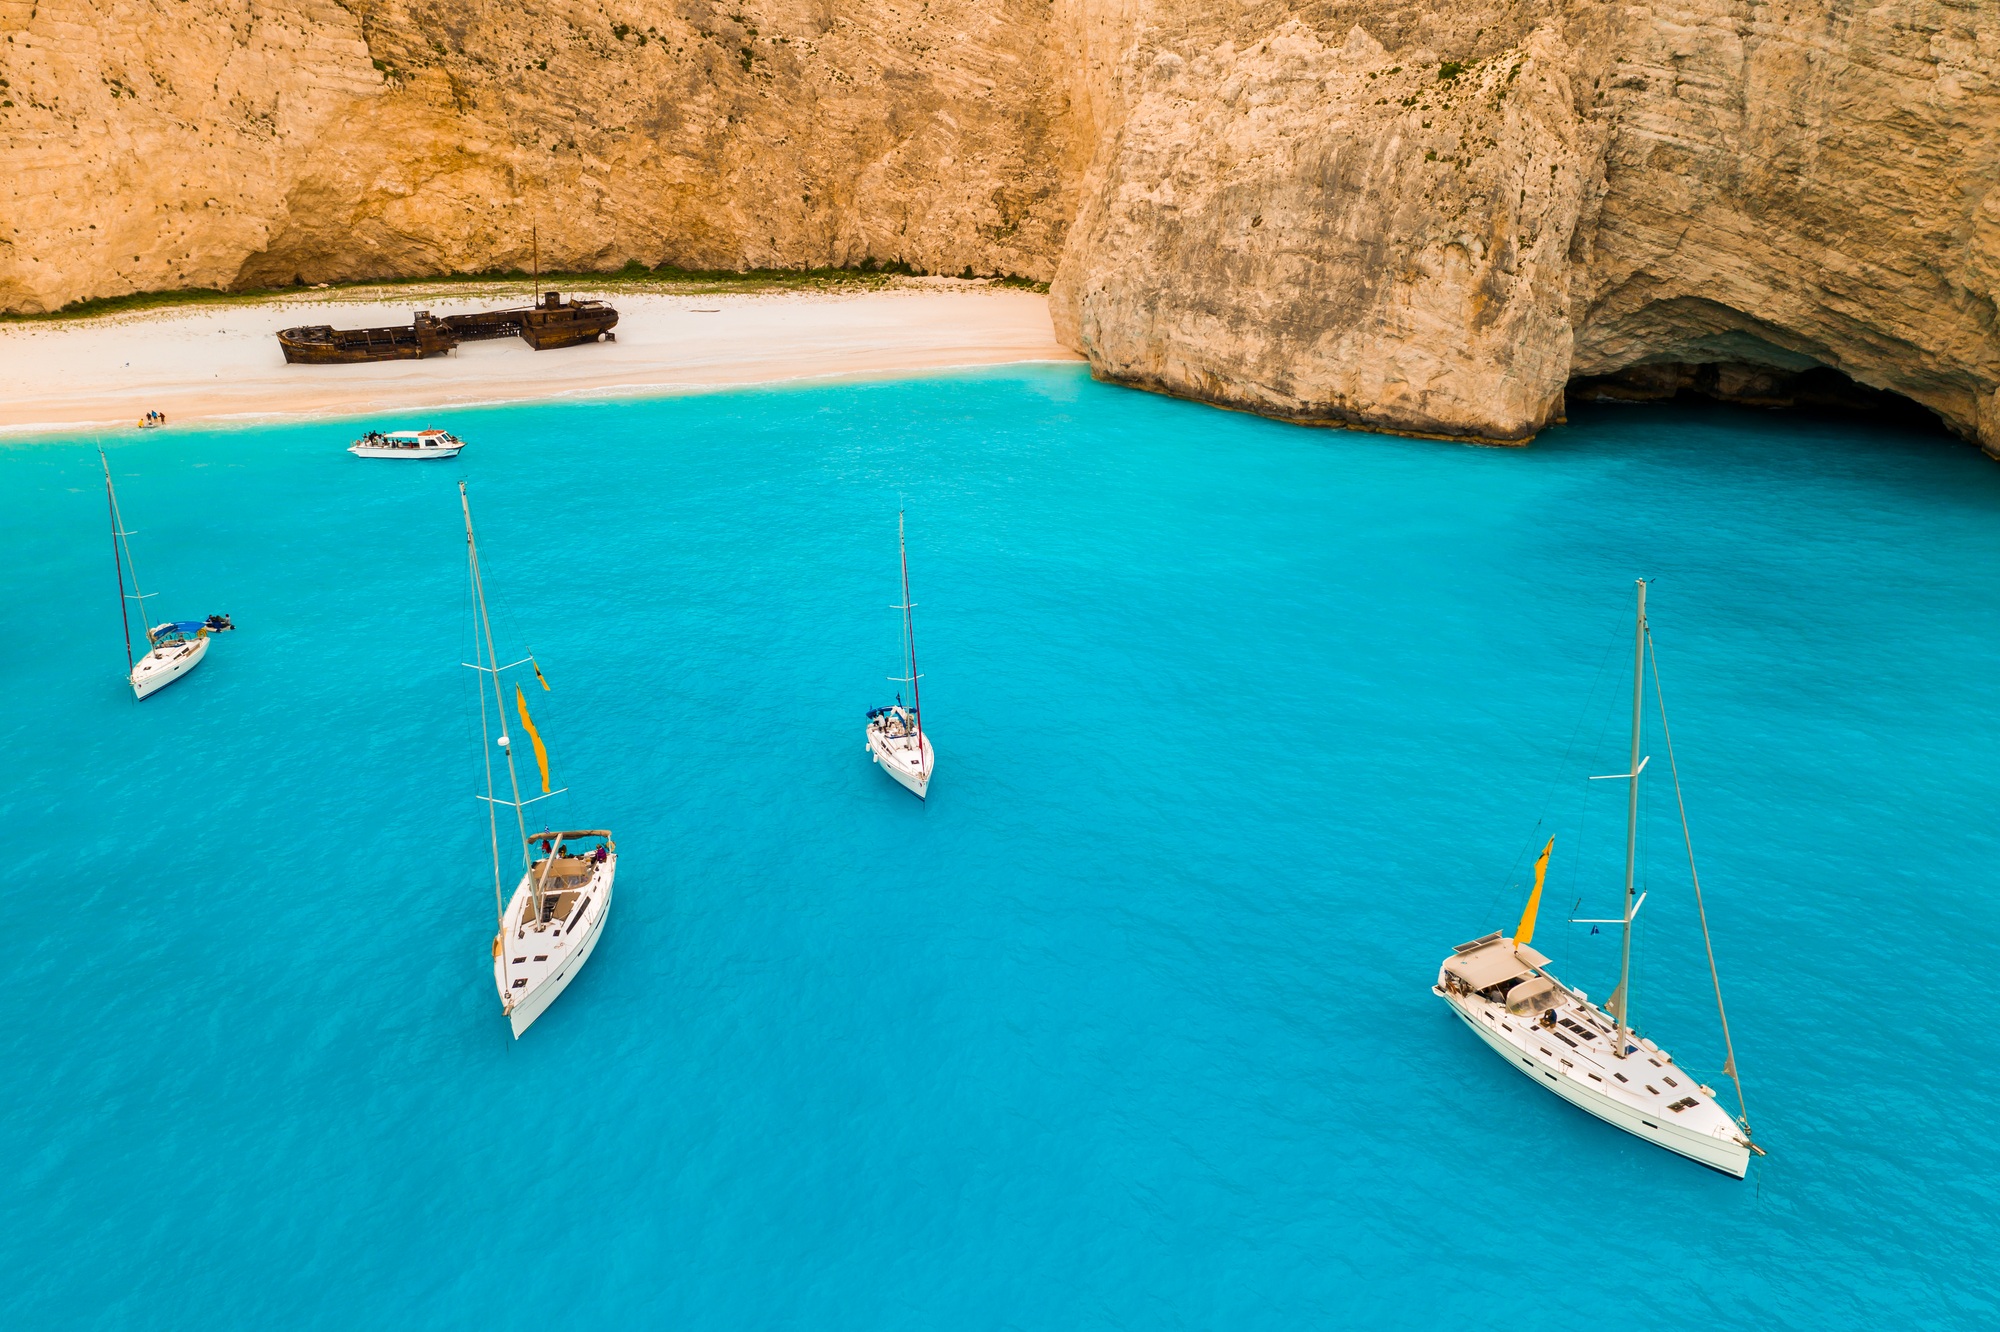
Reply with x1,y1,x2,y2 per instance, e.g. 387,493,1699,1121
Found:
1504,975,1565,1015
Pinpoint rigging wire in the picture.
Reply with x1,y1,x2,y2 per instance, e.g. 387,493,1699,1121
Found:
1480,619,1627,927
1647,628,1754,1136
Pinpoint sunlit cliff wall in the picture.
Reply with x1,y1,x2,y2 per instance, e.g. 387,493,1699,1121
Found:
0,0,1092,301
3,1,1997,449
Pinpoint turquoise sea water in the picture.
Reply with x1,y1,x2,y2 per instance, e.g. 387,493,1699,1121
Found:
5,365,1996,1329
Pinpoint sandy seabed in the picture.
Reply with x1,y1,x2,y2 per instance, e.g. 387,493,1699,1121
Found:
0,284,1081,435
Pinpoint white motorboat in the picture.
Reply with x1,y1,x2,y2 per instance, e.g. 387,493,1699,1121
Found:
100,449,233,700
865,511,934,799
460,480,614,1037
350,428,465,459
1436,581,1761,1176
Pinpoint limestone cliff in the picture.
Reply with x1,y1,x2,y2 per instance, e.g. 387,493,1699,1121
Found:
0,0,1086,302
4,0,1997,450
1053,1,2000,449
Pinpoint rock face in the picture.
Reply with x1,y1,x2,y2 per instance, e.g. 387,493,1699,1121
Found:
0,0,1088,303
4,0,1998,450
1053,1,2000,449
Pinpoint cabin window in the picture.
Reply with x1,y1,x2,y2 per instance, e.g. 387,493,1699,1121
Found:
512,979,527,989
512,957,525,964
1587,1073,1603,1082
534,955,548,962
1553,1032,1576,1048
1613,1073,1629,1083
1662,1076,1679,1088
1559,1059,1573,1068
1646,1085,1660,1095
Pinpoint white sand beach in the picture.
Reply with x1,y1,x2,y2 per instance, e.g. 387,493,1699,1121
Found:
0,283,1080,435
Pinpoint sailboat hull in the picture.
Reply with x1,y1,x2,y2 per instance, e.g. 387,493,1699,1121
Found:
866,720,933,799
498,859,615,1038
131,633,209,699
1438,981,1750,1177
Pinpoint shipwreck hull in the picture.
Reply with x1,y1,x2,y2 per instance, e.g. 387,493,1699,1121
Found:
520,291,619,349
276,296,617,362
277,311,459,364
440,309,526,342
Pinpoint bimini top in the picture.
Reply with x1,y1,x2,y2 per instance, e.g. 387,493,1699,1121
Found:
385,429,455,441
148,620,208,640
1445,933,1552,989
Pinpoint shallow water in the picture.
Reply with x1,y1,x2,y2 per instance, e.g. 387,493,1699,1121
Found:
5,366,1994,1329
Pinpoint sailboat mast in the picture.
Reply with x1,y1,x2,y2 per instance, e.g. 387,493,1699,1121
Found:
1615,578,1647,1056
899,511,922,753
462,484,535,904
99,450,134,673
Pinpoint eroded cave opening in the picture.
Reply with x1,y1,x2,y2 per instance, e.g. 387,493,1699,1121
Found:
1567,361,1947,434
1565,297,1952,438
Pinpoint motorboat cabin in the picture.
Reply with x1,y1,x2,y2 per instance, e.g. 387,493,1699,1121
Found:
349,428,466,459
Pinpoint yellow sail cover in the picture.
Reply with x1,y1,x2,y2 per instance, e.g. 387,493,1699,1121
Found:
516,684,551,793
1514,837,1554,948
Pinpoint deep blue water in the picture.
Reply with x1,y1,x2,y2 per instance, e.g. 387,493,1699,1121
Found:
5,365,1995,1329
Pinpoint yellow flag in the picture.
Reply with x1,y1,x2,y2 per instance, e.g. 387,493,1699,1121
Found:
532,659,551,691
516,683,550,793
1514,837,1554,948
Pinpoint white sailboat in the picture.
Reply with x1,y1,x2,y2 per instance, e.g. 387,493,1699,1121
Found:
459,481,616,1038
1436,581,1762,1176
866,511,934,799
100,448,233,700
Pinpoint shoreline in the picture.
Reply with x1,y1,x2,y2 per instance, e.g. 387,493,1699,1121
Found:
0,282,1081,437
